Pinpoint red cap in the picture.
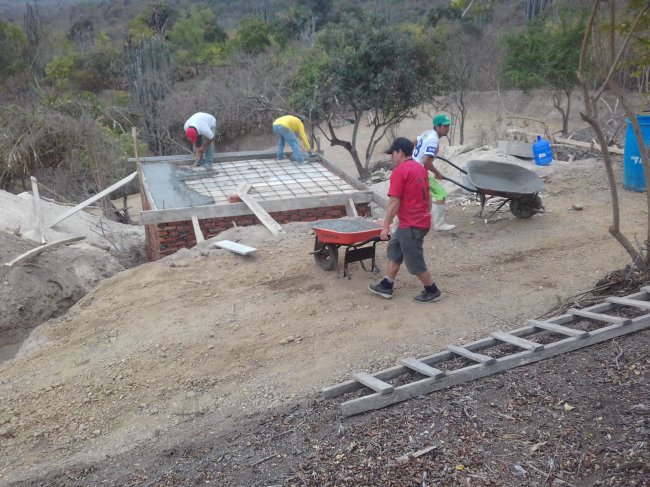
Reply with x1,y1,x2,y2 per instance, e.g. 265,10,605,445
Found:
185,127,198,144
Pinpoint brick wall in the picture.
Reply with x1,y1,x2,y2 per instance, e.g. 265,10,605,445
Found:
145,203,371,261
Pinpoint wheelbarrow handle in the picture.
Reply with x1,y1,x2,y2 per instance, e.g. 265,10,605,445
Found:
435,155,467,174
441,176,477,193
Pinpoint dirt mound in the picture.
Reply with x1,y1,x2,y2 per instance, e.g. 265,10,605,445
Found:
0,190,146,362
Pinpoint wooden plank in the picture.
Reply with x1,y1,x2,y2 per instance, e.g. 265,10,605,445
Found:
352,372,394,395
400,357,446,379
30,176,47,244
191,215,204,243
49,172,138,228
447,344,496,365
128,149,278,165
237,183,284,236
215,240,256,256
606,296,650,310
554,136,624,155
340,314,650,416
140,191,375,225
528,319,589,338
568,308,632,325
345,197,358,217
491,331,544,352
4,236,85,267
371,191,388,210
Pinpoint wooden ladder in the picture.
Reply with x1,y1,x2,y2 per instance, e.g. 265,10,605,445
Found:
323,286,650,417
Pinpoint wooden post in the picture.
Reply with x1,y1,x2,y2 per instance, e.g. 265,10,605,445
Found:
131,127,147,213
30,176,47,244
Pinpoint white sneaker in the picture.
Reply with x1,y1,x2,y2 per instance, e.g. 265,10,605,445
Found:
434,222,456,231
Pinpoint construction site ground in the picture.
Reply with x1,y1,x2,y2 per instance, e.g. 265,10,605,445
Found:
1,92,649,486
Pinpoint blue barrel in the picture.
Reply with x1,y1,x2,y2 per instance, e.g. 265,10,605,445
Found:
623,114,650,192
533,135,553,166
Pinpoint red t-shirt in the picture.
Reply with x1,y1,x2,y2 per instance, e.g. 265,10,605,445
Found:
387,158,431,229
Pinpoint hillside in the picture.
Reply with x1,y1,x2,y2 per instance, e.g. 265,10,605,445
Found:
1,91,648,481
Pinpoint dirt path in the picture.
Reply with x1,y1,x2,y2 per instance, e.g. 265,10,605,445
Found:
1,147,647,483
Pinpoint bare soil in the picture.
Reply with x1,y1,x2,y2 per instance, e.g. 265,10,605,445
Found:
1,92,648,486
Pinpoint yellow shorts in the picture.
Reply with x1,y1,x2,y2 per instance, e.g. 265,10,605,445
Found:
429,172,448,202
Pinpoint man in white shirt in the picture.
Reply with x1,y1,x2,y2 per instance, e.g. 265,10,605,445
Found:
412,113,455,231
184,112,217,168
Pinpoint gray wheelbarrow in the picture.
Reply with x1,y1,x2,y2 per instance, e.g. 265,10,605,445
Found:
436,156,545,219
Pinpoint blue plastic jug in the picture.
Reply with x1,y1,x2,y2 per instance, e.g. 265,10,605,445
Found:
623,114,650,192
533,135,553,166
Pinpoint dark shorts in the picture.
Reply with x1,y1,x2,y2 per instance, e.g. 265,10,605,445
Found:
386,226,429,275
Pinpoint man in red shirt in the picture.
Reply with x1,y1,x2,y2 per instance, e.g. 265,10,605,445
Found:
369,137,443,303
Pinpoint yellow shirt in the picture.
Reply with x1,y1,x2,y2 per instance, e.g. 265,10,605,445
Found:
273,115,311,151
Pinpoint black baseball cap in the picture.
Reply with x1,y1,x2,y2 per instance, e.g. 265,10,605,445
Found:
384,137,414,156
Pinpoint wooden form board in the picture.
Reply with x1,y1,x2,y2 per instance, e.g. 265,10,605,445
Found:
323,287,650,416
237,183,284,236
30,177,47,244
140,192,374,225
4,236,85,267
49,172,138,228
191,215,204,243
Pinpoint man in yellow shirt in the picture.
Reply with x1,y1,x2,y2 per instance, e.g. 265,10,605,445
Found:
272,115,311,164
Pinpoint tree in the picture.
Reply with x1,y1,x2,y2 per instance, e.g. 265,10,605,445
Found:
23,2,44,75
503,11,586,136
293,17,444,178
234,17,271,55
577,0,650,268
431,20,483,144
45,33,121,92
167,7,227,75
0,20,27,82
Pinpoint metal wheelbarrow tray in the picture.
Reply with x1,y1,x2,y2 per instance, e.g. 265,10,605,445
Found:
309,219,384,278
437,157,545,219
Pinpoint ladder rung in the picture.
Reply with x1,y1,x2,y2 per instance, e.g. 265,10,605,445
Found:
491,331,544,352
528,319,589,338
446,344,495,365
400,357,446,379
606,296,650,310
352,372,394,395
569,308,632,325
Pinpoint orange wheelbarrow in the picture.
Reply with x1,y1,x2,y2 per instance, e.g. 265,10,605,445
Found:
309,219,385,279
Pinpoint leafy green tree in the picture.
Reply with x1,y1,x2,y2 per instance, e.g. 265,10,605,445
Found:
503,11,586,136
127,3,177,42
293,17,444,178
427,5,461,26
275,0,333,44
0,20,27,82
45,33,121,92
45,42,78,89
234,17,271,55
167,7,227,75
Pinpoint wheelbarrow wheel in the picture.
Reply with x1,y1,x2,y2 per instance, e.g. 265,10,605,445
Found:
510,194,543,218
313,239,338,271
